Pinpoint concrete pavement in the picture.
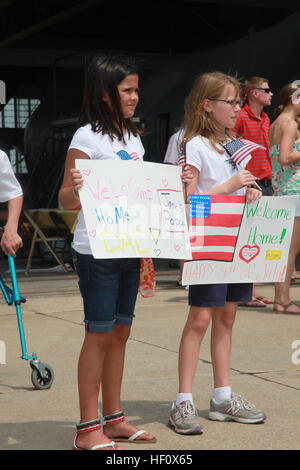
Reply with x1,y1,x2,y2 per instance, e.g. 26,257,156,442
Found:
0,259,300,450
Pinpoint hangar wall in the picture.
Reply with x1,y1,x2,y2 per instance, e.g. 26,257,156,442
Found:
1,9,299,208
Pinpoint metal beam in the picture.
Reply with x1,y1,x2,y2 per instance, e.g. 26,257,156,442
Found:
180,0,299,10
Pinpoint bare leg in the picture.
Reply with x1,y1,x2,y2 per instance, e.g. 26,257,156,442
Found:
274,217,300,314
75,331,121,450
210,302,237,388
178,306,212,393
177,260,184,285
101,324,130,416
102,324,155,442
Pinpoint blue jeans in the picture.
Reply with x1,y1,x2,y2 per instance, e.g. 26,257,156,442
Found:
76,253,140,333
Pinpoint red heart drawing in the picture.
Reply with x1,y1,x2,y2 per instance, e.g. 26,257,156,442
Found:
89,229,96,238
174,244,181,252
81,169,91,176
239,245,260,263
162,178,168,188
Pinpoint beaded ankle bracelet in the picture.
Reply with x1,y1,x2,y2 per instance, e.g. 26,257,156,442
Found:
104,411,126,425
76,418,101,435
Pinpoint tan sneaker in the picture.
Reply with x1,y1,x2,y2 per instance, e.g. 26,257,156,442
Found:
209,394,266,424
168,400,203,435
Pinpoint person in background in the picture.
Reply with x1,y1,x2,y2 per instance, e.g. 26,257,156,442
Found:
164,128,187,286
233,76,274,307
0,149,23,257
291,116,300,282
269,81,300,314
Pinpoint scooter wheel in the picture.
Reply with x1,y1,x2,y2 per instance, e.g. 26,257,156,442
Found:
31,363,54,390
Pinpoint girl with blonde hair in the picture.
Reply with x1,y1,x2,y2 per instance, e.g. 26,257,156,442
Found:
168,72,266,435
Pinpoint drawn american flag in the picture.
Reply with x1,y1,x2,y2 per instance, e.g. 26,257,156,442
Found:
129,152,141,161
189,194,245,261
116,150,141,161
223,139,265,169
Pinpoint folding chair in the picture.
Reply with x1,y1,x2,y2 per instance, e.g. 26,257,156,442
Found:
23,210,70,275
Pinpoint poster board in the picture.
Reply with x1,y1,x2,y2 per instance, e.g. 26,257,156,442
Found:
76,159,192,260
182,195,298,284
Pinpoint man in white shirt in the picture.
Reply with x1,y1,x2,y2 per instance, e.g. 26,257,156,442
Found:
0,150,23,257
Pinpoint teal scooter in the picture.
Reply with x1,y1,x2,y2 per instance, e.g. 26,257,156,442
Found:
0,240,54,390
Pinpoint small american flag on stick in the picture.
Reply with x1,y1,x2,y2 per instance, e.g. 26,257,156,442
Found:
178,140,187,166
223,139,265,169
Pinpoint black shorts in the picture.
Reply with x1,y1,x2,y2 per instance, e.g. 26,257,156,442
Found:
189,282,252,307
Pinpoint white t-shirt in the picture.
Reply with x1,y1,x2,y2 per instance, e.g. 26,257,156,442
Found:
69,124,145,255
186,136,245,196
0,150,23,203
164,130,185,165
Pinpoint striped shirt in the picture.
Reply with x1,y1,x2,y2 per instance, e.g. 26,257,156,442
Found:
233,104,272,180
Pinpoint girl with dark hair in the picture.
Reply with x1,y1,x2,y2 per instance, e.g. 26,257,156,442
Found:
59,55,156,450
77,55,141,140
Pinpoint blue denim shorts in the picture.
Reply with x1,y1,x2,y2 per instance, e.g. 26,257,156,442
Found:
76,253,140,333
189,282,252,307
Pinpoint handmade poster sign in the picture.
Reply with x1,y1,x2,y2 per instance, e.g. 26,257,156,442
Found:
182,195,298,285
76,159,192,259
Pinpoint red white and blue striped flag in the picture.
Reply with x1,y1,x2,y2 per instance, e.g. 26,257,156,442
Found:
223,139,265,169
189,194,245,261
178,140,187,166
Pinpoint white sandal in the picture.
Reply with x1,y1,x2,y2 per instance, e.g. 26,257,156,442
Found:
73,437,116,450
73,418,117,450
104,411,157,444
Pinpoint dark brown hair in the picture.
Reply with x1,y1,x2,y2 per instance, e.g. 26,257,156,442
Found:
77,54,141,141
274,82,300,118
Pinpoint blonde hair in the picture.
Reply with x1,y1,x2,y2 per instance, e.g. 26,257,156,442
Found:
181,71,242,153
244,76,269,89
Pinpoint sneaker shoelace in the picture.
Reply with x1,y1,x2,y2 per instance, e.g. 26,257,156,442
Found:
180,401,196,418
229,395,256,413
